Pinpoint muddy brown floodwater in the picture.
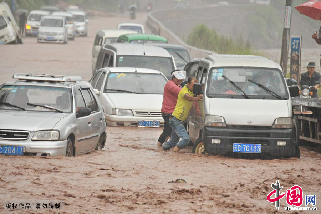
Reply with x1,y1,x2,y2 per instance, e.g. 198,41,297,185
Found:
0,11,321,214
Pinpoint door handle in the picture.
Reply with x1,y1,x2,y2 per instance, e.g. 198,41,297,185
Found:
88,122,92,126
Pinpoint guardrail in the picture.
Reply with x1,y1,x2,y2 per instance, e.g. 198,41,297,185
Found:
146,10,213,59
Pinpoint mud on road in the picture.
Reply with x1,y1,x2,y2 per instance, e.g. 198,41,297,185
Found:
0,12,321,214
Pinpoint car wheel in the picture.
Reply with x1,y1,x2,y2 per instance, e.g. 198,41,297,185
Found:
192,138,205,154
96,132,106,150
66,138,74,156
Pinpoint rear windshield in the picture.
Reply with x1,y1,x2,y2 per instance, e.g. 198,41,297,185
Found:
206,67,288,100
41,18,63,27
0,16,7,30
116,55,174,78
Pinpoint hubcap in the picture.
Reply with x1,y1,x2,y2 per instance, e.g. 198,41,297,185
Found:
195,142,205,154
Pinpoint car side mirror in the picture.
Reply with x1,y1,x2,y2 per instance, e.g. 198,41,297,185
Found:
288,86,300,97
93,88,100,95
77,107,91,118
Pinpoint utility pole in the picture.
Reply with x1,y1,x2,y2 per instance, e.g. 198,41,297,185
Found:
280,0,293,76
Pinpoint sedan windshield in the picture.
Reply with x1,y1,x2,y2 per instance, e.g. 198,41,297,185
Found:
41,19,63,27
117,56,174,78
104,72,166,94
207,67,288,100
0,85,72,112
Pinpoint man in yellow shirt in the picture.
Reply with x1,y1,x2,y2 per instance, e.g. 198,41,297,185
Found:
162,77,203,152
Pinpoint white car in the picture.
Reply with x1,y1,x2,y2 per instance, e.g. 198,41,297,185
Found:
92,29,137,71
118,23,144,33
25,10,50,36
90,67,167,127
70,10,88,36
37,15,68,44
52,11,76,40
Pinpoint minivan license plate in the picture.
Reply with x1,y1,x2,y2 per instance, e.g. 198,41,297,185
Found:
138,121,160,127
0,146,24,155
46,37,54,40
233,143,261,153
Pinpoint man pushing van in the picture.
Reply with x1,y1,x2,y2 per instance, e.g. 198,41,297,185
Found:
162,77,203,152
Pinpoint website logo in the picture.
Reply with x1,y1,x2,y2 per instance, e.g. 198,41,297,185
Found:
267,180,317,211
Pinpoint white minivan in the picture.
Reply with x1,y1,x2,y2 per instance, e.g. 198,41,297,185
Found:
92,29,136,71
0,2,22,44
93,43,176,79
185,54,300,158
25,10,50,36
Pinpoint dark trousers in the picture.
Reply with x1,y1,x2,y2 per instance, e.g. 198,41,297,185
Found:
158,113,172,144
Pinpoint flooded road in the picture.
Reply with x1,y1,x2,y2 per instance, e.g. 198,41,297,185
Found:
0,11,320,214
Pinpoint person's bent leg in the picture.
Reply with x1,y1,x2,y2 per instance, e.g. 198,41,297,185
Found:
162,118,179,150
175,120,190,149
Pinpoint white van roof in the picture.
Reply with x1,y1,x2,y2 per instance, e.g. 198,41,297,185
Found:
205,54,281,69
96,29,137,38
29,10,51,15
103,43,172,57
42,15,64,20
51,11,73,17
69,10,86,16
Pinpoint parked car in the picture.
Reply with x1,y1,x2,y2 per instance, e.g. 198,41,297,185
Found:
25,10,50,36
93,43,176,79
0,74,107,156
92,29,137,71
185,54,300,158
69,10,88,36
90,67,167,126
52,11,76,40
0,2,22,44
37,15,68,44
150,43,191,70
118,23,144,33
117,33,168,44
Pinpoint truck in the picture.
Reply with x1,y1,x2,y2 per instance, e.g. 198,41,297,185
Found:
292,97,321,145
0,2,22,44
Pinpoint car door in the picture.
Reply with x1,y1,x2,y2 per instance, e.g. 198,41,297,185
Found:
92,33,103,71
73,86,92,154
81,88,103,152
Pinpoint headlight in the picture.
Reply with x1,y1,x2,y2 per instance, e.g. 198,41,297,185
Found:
301,89,309,96
205,115,226,127
118,109,133,116
272,117,292,129
32,130,60,141
111,108,133,116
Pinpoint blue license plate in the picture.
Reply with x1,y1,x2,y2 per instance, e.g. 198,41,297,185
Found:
46,37,55,40
233,143,261,153
0,146,24,155
138,121,160,127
